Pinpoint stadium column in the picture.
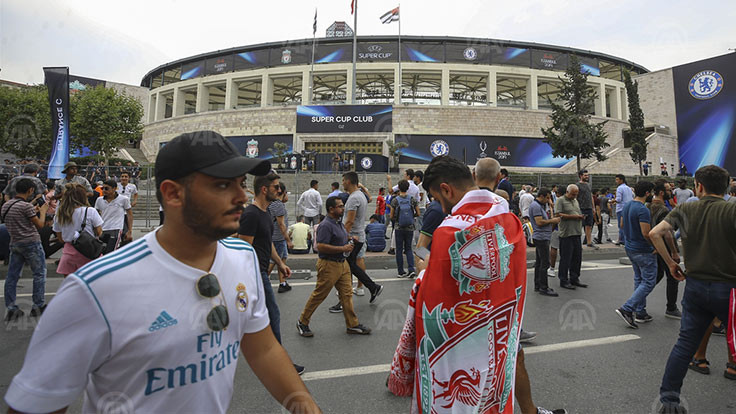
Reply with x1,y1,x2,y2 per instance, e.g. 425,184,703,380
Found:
488,70,497,107
394,65,401,104
261,73,273,107
154,91,166,122
441,68,450,105
610,85,622,120
172,87,185,117
621,87,629,122
346,66,355,104
224,78,237,110
301,68,311,105
148,93,156,123
594,83,606,117
196,82,208,113
528,72,538,110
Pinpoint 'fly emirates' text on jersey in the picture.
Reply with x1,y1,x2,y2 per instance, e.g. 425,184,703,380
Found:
4,231,269,413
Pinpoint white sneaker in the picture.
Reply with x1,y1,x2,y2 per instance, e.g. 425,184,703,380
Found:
355,287,366,296
547,268,556,278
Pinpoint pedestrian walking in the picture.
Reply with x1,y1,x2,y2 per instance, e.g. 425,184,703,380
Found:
296,179,322,226
391,180,419,278
52,184,104,276
614,174,633,245
94,179,133,254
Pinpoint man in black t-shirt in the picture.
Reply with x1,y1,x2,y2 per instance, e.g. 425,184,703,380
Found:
238,172,304,375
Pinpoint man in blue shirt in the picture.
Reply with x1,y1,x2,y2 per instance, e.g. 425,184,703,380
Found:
365,215,386,252
616,181,655,329
530,188,561,297
614,174,634,246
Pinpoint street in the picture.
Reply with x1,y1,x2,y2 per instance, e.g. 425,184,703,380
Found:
1,260,734,413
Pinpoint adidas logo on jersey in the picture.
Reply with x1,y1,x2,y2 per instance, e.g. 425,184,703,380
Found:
148,311,178,332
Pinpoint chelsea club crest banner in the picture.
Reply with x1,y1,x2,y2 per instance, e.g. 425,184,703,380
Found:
672,53,736,174
44,67,70,179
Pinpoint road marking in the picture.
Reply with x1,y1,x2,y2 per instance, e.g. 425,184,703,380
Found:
300,334,640,382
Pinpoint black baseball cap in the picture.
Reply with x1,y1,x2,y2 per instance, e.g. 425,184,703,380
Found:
155,131,271,187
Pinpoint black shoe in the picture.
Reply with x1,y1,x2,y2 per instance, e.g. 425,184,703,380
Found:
296,321,313,337
328,303,343,313
346,324,372,335
277,282,292,293
571,281,588,288
560,282,576,290
397,272,408,278
4,308,24,322
615,308,638,329
369,285,384,304
665,308,682,319
534,286,540,292
712,323,726,336
387,249,395,255
407,271,417,278
29,304,47,317
537,408,568,414
294,364,305,375
538,288,559,297
635,312,653,323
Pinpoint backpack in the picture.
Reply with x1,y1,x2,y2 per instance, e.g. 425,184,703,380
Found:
397,196,414,228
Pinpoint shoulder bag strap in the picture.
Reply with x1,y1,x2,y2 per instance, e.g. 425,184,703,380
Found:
2,199,23,223
79,207,89,232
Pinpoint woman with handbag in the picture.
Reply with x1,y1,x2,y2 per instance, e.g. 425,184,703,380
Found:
52,183,104,276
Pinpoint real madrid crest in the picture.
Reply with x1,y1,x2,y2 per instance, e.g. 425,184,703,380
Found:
430,139,449,157
236,283,248,312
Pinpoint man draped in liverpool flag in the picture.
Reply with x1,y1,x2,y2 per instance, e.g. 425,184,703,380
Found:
387,155,527,413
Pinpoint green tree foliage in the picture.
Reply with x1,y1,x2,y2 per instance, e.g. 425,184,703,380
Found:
0,85,55,159
71,85,143,158
268,141,289,168
541,55,609,172
388,140,408,170
624,70,647,175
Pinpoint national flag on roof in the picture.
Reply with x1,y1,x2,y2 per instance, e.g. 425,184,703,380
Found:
313,9,317,35
380,7,399,24
351,0,355,15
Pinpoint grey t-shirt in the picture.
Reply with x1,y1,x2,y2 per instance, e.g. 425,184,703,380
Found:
345,190,367,242
528,200,553,241
576,181,593,210
268,200,288,242
673,188,694,204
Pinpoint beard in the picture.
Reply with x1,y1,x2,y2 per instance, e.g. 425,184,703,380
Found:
182,192,242,241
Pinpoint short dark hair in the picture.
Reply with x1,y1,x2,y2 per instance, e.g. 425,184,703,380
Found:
405,169,415,179
398,179,410,192
253,172,280,196
634,180,654,197
615,174,626,183
120,172,130,178
500,168,509,177
326,196,341,211
423,156,474,193
310,179,318,188
414,170,423,181
652,180,666,197
343,171,358,186
15,178,34,195
536,187,551,198
369,214,381,221
379,187,385,193
694,165,730,195
23,163,39,174
331,181,339,190
578,169,588,177
103,179,117,189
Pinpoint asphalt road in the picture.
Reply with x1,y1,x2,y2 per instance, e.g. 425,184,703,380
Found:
1,260,734,414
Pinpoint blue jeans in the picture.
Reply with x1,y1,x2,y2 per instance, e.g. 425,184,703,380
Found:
5,241,47,309
616,210,625,244
260,270,281,343
660,277,734,408
621,250,657,314
395,229,415,274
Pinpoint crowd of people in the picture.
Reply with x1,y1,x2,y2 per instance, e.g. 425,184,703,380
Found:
3,130,736,414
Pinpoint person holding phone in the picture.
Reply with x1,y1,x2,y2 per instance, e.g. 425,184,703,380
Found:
2,163,46,203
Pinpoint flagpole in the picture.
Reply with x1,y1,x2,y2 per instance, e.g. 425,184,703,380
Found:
397,3,401,105
310,8,317,104
351,0,358,104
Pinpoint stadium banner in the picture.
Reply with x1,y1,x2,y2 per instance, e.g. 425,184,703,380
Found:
357,41,398,62
269,43,311,66
490,46,530,67
206,55,234,76
402,42,443,63
296,105,392,133
226,135,294,161
532,50,568,71
356,154,388,172
672,53,736,175
577,56,600,76
181,61,204,80
43,67,70,180
396,134,570,168
315,43,351,63
233,50,271,70
445,42,492,64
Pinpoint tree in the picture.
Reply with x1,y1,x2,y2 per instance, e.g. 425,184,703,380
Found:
387,140,408,171
70,85,143,159
0,85,55,159
268,141,289,169
624,70,647,175
541,55,609,172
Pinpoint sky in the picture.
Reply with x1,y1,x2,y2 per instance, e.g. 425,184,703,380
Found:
1,0,734,86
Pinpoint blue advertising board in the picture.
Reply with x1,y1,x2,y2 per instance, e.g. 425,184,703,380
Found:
296,105,392,133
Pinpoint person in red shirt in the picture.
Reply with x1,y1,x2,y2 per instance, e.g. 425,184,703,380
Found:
375,187,386,224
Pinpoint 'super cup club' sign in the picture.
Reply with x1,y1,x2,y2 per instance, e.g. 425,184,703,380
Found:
296,105,392,133
688,70,723,100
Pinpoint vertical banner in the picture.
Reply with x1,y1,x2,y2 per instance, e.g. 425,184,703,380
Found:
44,67,70,180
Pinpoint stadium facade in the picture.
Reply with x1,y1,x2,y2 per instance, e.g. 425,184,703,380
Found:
140,35,688,174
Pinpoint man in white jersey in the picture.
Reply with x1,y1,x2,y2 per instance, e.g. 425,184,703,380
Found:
4,131,320,414
95,179,133,253
116,172,138,207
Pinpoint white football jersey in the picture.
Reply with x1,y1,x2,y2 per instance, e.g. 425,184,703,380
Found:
4,231,269,413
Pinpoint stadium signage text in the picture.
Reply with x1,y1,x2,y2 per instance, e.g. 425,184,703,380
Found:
296,105,392,133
